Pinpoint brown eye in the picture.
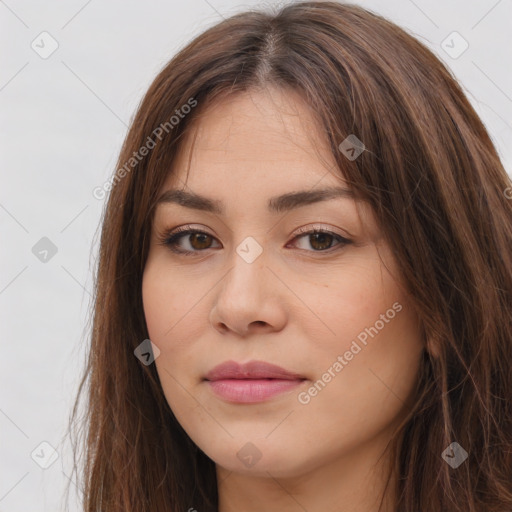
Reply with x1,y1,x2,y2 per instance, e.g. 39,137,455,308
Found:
291,229,351,252
188,232,214,250
159,229,221,254
308,232,335,251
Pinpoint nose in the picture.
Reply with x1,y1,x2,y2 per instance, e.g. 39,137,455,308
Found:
209,245,287,337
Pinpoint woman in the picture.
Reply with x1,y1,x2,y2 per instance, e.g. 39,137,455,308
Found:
67,2,512,511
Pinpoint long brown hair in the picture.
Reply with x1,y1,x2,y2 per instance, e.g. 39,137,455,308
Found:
65,2,512,511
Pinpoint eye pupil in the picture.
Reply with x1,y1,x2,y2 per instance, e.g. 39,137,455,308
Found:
190,233,212,249
310,232,332,250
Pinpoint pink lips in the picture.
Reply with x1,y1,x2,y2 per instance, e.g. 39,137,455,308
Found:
204,360,306,403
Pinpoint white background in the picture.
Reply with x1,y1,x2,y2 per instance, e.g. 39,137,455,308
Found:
1,0,511,510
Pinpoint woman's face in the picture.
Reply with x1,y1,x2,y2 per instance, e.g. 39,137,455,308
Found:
142,87,424,479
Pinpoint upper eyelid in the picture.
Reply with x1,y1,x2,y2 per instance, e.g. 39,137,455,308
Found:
164,224,347,240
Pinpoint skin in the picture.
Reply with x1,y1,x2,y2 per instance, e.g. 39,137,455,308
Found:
142,86,425,512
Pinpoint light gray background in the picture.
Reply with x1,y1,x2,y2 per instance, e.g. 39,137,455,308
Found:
1,1,511,511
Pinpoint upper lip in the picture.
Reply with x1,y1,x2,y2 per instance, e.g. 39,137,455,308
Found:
204,360,305,381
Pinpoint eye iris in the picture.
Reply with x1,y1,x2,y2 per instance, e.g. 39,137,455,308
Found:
190,233,212,250
310,232,333,250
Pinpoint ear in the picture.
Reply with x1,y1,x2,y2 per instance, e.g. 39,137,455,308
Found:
425,335,442,359
420,321,442,359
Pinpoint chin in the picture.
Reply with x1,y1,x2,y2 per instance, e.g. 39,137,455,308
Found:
201,438,318,479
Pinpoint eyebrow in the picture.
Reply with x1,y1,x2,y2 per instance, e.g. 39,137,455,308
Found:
156,186,355,215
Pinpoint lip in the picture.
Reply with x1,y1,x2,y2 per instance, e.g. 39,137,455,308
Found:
204,360,306,403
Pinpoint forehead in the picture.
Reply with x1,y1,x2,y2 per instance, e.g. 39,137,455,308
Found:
163,87,346,192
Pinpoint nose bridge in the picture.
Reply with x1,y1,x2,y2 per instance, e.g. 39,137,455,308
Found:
222,234,267,301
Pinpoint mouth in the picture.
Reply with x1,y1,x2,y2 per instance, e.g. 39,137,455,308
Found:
204,360,307,403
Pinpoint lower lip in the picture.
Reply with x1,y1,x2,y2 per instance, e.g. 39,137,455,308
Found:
206,378,305,403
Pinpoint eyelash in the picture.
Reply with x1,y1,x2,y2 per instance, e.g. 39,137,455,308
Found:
157,224,352,256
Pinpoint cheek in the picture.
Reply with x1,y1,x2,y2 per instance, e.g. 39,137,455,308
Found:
293,307,422,456
142,261,210,386
289,254,400,358
293,250,423,413
142,261,199,341
142,266,204,424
